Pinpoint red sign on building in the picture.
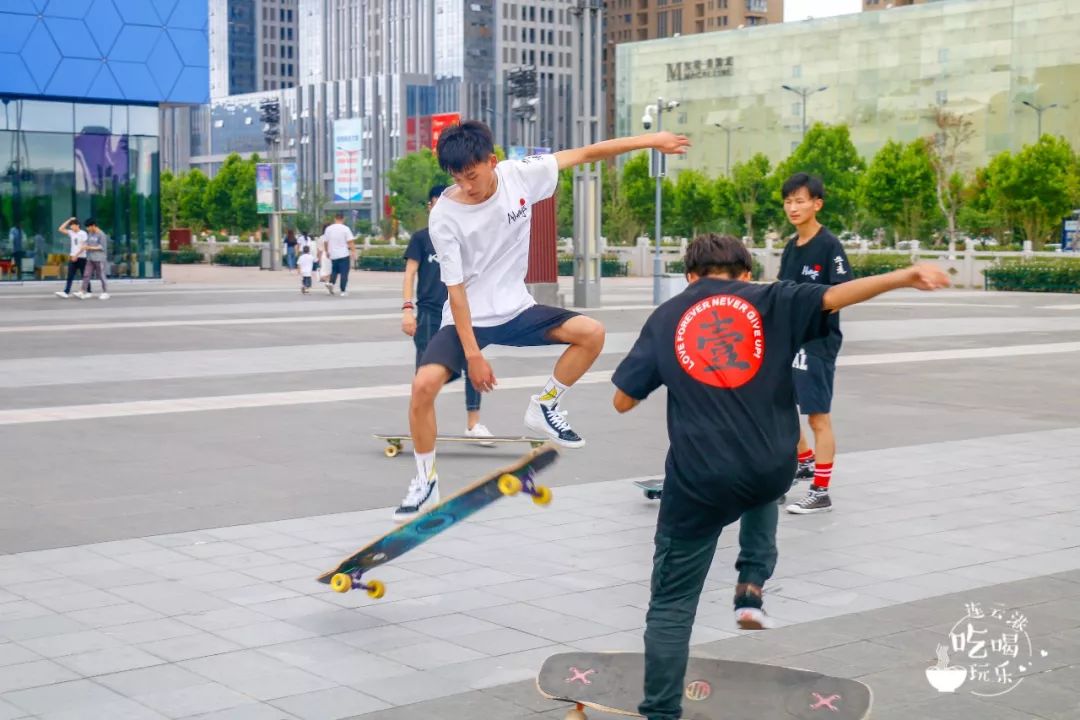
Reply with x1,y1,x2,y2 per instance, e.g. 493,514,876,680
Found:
406,112,461,153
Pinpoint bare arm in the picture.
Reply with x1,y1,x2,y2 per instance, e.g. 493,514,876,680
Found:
554,131,690,171
401,259,419,336
448,284,496,392
823,263,950,313
612,389,641,414
58,218,73,233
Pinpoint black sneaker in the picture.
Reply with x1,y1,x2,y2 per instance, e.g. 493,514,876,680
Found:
785,486,832,514
524,395,585,448
794,461,815,482
733,584,771,630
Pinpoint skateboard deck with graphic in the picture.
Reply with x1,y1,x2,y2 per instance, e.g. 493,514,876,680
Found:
317,444,559,599
374,432,547,457
537,651,871,720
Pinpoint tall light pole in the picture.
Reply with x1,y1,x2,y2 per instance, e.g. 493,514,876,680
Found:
781,84,828,140
643,98,680,305
1021,100,1059,139
714,122,744,176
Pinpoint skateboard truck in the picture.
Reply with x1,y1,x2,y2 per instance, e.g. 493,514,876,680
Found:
329,570,386,599
498,468,552,506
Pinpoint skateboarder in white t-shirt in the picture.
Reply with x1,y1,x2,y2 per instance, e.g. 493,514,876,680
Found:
392,120,690,522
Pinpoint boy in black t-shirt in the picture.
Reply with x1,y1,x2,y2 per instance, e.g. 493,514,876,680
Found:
612,234,949,720
402,185,491,443
777,173,851,514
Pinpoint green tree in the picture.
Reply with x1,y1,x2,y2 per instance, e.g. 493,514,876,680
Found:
729,153,774,241
987,136,1079,249
204,153,258,232
230,155,259,232
177,169,209,231
860,139,937,244
928,109,976,251
672,170,714,238
774,123,866,230
161,170,180,229
621,152,675,238
601,163,641,245
959,162,1011,242
556,168,573,237
386,148,452,232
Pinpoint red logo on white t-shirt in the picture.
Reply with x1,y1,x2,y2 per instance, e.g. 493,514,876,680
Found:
519,198,526,206
675,294,764,388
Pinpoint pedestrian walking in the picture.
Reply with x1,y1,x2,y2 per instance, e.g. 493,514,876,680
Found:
80,218,109,300
55,217,88,298
298,245,314,294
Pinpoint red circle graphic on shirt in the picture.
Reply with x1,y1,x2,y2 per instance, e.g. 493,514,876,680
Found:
675,294,764,388
519,197,526,206
814,264,821,271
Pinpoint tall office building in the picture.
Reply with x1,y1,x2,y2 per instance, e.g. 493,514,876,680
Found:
209,0,299,98
434,0,497,125
604,0,784,135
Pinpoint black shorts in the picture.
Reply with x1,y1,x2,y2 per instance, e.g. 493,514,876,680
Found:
792,349,835,416
419,304,581,382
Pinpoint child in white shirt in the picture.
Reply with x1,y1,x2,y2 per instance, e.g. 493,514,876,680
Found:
298,246,315,294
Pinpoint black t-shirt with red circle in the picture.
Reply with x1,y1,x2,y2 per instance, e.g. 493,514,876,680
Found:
612,278,831,537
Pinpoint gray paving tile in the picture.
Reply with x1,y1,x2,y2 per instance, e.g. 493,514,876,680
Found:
270,686,389,720
0,697,29,720
285,609,386,635
179,703,302,720
348,672,472,709
38,696,171,719
303,651,416,685
332,624,431,653
212,583,303,607
215,667,338,702
1,678,123,715
213,620,318,648
451,628,554,655
133,682,256,719
65,603,165,628
400,614,502,640
138,633,243,663
377,638,487,670
110,585,230,617
20,629,123,658
103,619,204,645
54,645,166,676
0,659,81,693
179,648,297,685
35,589,127,614
96,664,209,696
175,607,272,632
0,643,43,667
466,603,621,643
0,614,90,642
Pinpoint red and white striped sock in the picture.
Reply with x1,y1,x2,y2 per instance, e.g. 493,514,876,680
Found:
813,462,833,490
798,449,815,465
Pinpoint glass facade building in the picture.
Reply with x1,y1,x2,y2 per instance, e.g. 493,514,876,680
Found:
0,0,209,282
616,0,1080,179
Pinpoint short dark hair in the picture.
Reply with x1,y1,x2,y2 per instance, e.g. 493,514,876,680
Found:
429,184,448,201
781,172,825,200
333,211,344,219
84,217,97,227
301,245,310,253
683,233,753,279
436,121,493,174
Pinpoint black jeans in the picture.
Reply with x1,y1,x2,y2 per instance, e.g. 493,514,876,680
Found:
63,258,87,294
329,256,350,291
639,501,778,720
414,309,481,412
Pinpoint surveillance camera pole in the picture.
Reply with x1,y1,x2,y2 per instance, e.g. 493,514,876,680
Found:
652,96,664,306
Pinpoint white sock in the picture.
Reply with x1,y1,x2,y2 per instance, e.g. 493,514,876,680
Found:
414,450,436,482
538,376,570,407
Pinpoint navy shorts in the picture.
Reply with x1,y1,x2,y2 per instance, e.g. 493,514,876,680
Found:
792,349,835,415
419,304,581,382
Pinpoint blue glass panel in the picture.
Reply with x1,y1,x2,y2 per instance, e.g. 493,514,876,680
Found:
83,0,122,56
0,54,39,95
43,0,95,19
150,0,177,23
111,0,160,26
169,64,209,104
22,20,61,92
86,64,122,100
45,57,102,97
147,31,181,97
108,60,158,102
2,0,40,15
166,27,207,67
107,24,159,62
0,12,37,52
164,0,205,30
44,17,99,59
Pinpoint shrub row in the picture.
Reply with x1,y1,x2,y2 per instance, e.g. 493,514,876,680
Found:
161,247,202,264
984,257,1080,293
556,254,628,278
212,246,261,266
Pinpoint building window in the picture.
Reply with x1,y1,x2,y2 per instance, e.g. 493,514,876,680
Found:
721,15,728,25
672,8,682,30
657,11,668,36
792,64,802,78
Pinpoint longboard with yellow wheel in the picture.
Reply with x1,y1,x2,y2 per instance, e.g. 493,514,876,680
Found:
317,443,559,599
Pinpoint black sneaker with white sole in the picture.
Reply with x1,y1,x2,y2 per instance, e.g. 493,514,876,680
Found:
785,486,832,514
794,461,815,482
524,395,585,448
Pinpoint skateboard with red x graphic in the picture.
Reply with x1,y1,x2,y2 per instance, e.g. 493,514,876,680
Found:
537,651,871,720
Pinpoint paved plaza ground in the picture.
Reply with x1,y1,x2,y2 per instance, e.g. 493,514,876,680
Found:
0,267,1078,719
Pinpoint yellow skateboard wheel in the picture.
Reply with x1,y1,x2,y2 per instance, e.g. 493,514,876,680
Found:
533,485,553,506
565,708,587,720
365,579,386,599
330,573,352,593
384,444,399,458
498,473,522,496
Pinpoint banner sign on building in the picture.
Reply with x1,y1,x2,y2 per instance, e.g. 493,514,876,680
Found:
430,112,460,150
333,118,364,202
279,163,298,213
508,146,552,161
256,163,275,214
406,112,461,153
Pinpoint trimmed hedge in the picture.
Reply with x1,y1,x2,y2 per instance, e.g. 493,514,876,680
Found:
557,254,628,277
161,246,202,264
984,257,1080,293
666,257,765,280
846,253,912,278
212,246,261,266
358,246,406,271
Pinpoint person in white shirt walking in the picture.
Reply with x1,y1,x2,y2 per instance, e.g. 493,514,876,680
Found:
55,217,88,298
322,212,355,296
298,245,315,294
391,120,690,522
297,228,318,278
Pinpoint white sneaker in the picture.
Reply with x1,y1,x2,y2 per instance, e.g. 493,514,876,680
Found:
324,281,335,295
99,293,110,300
77,292,91,299
524,395,585,448
339,291,348,297
734,606,773,630
392,474,440,523
465,423,496,447
54,291,69,298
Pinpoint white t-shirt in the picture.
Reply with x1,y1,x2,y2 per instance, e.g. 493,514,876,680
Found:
297,233,316,256
428,154,559,327
323,223,354,260
67,229,88,259
298,253,315,277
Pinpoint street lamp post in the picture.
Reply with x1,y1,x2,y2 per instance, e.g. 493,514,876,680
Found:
1021,100,1060,139
643,97,679,305
781,84,828,140
714,122,744,176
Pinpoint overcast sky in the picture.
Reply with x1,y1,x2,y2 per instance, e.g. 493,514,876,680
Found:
783,0,862,21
